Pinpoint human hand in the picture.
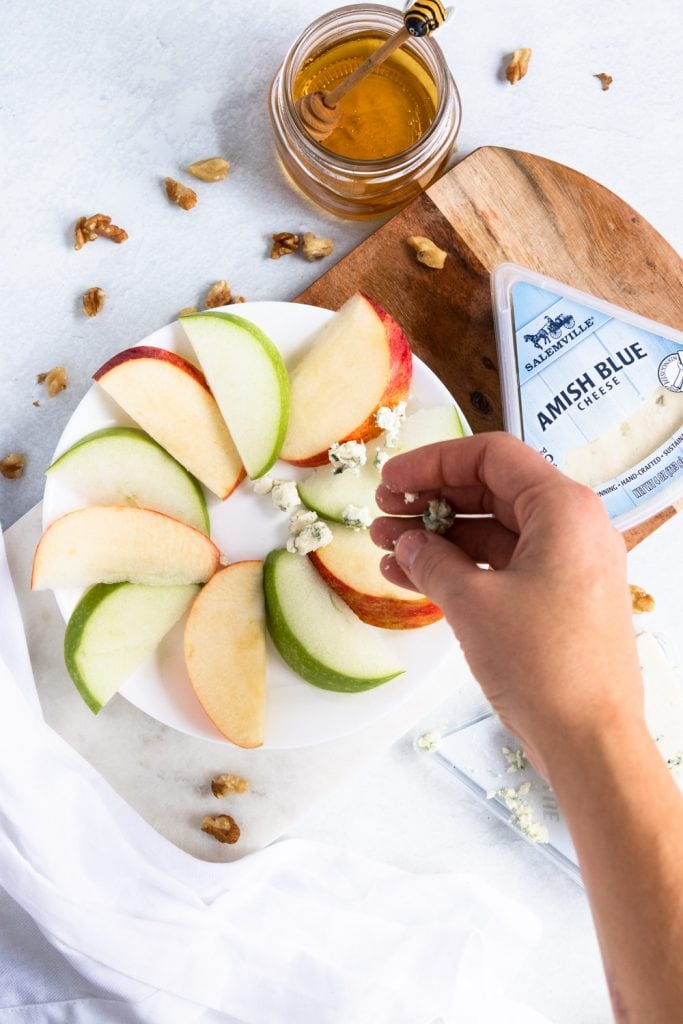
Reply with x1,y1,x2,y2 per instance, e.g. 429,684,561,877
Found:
371,432,644,776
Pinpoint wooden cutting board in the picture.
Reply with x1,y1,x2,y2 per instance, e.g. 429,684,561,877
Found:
296,146,683,549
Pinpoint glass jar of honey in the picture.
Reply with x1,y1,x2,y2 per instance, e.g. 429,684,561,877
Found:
269,4,461,219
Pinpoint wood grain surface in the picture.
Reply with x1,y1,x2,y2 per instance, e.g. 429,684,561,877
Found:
296,146,683,548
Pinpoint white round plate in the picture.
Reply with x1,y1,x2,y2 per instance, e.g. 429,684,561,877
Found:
43,301,471,749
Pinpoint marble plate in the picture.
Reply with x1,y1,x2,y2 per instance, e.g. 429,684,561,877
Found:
43,301,470,748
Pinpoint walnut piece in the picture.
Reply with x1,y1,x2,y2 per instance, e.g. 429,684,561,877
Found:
407,235,447,269
1,453,26,479
204,280,232,308
506,48,532,85
302,232,334,261
270,232,300,259
164,177,197,211
74,214,128,250
211,773,249,797
630,584,655,614
37,367,68,397
201,814,241,844
82,287,106,317
187,157,230,182
178,306,198,317
594,73,613,91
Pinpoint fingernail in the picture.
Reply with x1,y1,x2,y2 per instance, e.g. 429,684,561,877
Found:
395,530,428,570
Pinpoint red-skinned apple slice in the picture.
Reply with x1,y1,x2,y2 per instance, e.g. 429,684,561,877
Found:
280,292,412,467
184,561,266,748
31,506,220,590
308,522,442,629
93,346,244,499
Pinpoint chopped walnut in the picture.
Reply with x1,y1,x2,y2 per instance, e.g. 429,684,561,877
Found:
82,287,105,317
270,232,300,259
302,232,334,261
201,814,241,844
37,367,68,397
164,177,197,210
187,157,230,182
407,235,447,269
506,48,532,85
178,306,198,317
74,213,128,250
594,73,613,91
32,400,40,407
630,584,655,614
0,453,26,479
211,773,250,797
204,280,232,308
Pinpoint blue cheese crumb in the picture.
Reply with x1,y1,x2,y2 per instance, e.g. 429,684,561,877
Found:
252,475,274,495
286,511,332,555
502,746,528,774
487,782,550,844
404,491,418,504
328,440,367,475
422,499,455,534
374,449,389,472
416,730,441,753
271,480,301,513
342,504,373,530
375,401,407,449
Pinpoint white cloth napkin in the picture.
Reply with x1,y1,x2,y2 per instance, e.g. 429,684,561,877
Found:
0,522,550,1024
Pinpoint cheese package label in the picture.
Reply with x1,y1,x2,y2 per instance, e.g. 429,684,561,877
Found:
492,264,683,525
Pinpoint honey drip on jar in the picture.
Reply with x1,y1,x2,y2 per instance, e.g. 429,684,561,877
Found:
294,34,437,160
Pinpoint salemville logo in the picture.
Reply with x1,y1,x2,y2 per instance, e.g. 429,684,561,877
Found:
523,312,595,372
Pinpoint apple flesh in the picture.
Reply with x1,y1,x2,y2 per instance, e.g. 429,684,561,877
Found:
180,312,290,480
298,404,466,523
280,292,412,467
308,523,442,629
65,582,199,713
93,346,244,499
32,506,220,590
46,427,209,534
184,560,266,748
264,548,403,692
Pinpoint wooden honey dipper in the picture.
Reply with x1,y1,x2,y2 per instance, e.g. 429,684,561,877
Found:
297,1,452,144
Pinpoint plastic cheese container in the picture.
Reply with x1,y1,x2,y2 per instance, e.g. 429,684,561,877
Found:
492,263,683,531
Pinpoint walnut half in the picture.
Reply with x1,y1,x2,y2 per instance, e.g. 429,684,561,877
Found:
82,287,105,317
187,157,230,182
302,232,334,261
74,213,128,250
201,814,241,844
630,584,655,614
164,177,197,211
211,773,249,797
407,235,447,269
506,48,532,85
1,453,26,479
37,367,68,397
594,73,613,91
270,232,300,259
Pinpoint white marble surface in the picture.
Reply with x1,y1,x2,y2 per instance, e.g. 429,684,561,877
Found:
2,1,683,1021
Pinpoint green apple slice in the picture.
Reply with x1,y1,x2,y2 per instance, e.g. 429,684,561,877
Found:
47,427,209,534
298,404,466,523
180,312,290,479
264,548,403,692
65,582,199,713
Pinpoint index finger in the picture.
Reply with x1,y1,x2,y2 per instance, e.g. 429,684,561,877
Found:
381,432,561,533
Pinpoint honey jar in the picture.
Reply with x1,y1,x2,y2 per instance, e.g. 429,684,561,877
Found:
269,4,461,219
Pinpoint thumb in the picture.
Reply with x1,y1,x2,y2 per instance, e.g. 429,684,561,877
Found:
393,529,482,622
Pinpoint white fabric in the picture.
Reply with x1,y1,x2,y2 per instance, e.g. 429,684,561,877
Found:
0,523,550,1023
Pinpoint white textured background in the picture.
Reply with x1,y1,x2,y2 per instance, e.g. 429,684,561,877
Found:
2,2,682,1020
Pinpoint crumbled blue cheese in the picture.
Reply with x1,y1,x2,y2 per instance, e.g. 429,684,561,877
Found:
270,479,300,513
502,746,528,774
286,518,333,555
289,509,318,535
416,730,441,753
374,448,389,472
342,504,373,530
422,498,454,534
375,401,407,449
487,782,550,844
328,440,367,475
404,491,418,504
252,475,274,495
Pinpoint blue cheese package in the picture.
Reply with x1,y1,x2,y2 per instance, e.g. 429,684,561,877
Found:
492,263,683,531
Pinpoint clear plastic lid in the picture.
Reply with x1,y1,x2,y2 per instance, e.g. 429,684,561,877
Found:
491,263,683,532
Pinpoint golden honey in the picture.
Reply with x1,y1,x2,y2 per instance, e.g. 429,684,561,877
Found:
293,35,438,161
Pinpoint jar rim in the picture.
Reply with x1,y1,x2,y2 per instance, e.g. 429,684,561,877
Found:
280,3,461,173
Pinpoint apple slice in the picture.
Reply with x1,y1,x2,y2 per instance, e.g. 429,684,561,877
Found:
93,346,244,499
46,427,209,534
32,506,220,590
298,405,466,523
65,582,199,713
264,548,403,692
280,292,412,467
180,312,290,479
184,561,266,748
308,523,442,629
